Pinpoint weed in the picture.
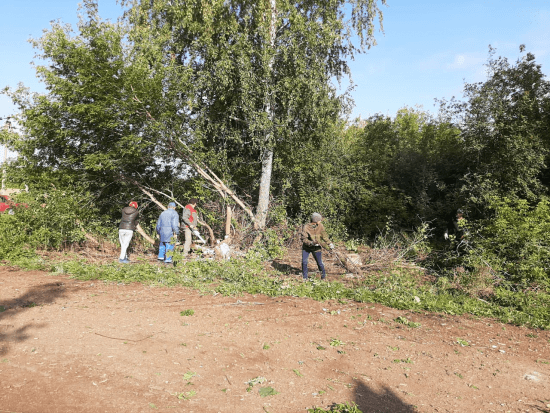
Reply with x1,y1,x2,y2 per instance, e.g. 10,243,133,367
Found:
263,343,270,350
1,359,9,363
388,346,399,351
175,390,196,400
149,403,157,409
456,338,470,347
454,372,463,379
182,371,196,382
180,309,194,316
293,369,303,377
330,338,345,347
536,359,549,364
0,306,5,312
526,333,538,338
394,316,421,328
246,376,267,392
258,386,279,397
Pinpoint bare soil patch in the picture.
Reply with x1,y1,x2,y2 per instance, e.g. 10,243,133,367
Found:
1,266,549,413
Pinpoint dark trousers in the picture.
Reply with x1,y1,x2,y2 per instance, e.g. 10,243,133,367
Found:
302,249,326,280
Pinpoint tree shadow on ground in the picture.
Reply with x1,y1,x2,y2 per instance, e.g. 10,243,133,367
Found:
0,281,69,356
353,381,417,412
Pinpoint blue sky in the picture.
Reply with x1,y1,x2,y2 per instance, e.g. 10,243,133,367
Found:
1,0,549,128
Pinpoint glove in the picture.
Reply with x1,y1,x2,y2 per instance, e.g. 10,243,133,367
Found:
444,231,449,240
329,243,334,250
192,229,201,237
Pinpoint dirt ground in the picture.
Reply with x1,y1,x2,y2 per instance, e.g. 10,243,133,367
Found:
1,263,550,413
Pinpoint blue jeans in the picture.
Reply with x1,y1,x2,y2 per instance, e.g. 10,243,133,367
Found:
158,242,175,262
302,250,326,280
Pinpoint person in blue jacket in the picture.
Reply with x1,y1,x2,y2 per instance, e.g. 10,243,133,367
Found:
156,202,180,263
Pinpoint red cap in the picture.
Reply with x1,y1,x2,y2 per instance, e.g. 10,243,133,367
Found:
129,201,138,209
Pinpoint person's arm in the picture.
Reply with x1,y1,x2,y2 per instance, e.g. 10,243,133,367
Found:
301,226,315,247
171,212,180,235
320,227,332,249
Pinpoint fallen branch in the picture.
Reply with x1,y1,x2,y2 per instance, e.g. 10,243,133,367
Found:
131,90,258,227
129,177,215,246
135,224,155,245
94,332,154,342
198,219,216,246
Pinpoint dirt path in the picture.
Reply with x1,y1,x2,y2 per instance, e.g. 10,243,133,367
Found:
1,267,549,413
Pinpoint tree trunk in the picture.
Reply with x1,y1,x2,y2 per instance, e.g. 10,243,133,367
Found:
255,0,277,229
256,148,273,228
225,205,232,239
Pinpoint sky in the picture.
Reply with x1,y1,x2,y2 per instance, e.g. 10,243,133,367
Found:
0,0,549,135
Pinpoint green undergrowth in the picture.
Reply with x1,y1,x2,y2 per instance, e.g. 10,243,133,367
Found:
5,254,550,330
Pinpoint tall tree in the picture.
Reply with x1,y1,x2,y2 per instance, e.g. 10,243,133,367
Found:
125,0,386,227
440,46,550,207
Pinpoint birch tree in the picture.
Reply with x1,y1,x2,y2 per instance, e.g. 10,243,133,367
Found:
126,0,386,228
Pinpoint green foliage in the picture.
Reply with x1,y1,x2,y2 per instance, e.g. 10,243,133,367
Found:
474,197,550,286
258,386,278,397
8,246,549,329
247,228,288,260
437,196,550,290
394,316,421,328
0,188,106,260
180,309,195,316
440,46,550,205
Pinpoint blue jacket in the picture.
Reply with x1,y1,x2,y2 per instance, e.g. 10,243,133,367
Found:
156,208,180,243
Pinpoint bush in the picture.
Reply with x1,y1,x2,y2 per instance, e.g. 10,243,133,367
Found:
451,197,550,289
0,187,106,260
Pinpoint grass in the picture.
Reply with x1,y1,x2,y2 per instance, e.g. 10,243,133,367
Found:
394,316,422,328
180,309,195,316
258,386,278,397
5,250,550,330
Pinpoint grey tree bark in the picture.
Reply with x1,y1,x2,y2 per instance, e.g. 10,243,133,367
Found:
255,0,277,229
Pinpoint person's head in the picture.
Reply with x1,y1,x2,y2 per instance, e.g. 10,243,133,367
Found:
129,201,138,209
168,202,176,209
311,212,322,223
456,208,464,220
188,198,198,207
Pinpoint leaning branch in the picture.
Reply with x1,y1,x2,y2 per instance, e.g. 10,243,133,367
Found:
131,90,258,228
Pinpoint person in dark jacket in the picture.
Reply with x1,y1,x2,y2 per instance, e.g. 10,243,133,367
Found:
119,201,139,263
300,213,334,281
156,202,180,263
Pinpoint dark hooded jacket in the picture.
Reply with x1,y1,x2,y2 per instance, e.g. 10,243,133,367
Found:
119,206,139,231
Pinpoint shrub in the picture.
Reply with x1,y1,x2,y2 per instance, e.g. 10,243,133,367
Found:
0,187,106,259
